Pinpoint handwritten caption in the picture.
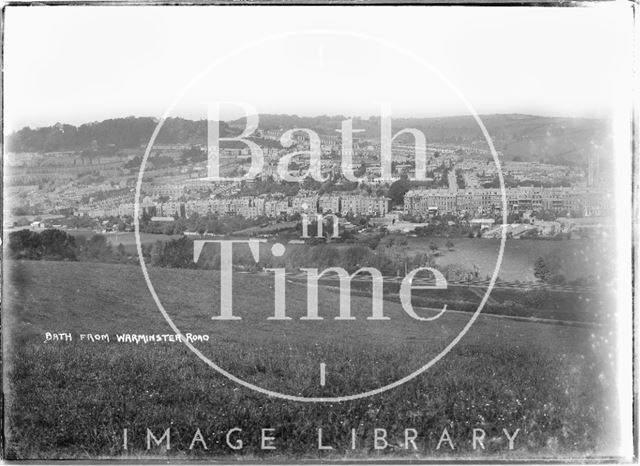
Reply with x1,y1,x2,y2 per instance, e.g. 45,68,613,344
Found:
44,332,210,344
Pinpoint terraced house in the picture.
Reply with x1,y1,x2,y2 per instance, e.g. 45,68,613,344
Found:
404,186,610,217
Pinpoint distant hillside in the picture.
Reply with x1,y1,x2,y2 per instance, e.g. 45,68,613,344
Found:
6,117,234,154
406,114,612,166
235,113,612,166
8,113,612,167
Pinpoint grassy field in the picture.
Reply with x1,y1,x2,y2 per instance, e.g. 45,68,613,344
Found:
66,228,612,283
261,236,610,283
408,237,612,283
65,230,182,248
3,260,621,460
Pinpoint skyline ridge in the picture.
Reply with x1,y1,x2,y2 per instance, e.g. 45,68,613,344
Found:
9,111,612,133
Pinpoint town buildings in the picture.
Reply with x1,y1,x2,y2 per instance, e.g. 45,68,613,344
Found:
404,186,610,217
118,191,391,220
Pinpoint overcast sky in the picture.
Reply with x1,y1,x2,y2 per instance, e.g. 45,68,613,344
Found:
3,4,633,130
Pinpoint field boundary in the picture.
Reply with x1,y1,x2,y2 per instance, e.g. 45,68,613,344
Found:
284,275,609,329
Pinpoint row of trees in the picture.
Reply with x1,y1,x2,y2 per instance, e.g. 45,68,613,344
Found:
148,233,449,278
6,228,440,279
8,229,78,261
9,228,597,287
9,225,484,283
7,117,236,153
7,229,127,262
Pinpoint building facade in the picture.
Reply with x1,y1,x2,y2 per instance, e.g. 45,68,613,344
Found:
404,187,610,217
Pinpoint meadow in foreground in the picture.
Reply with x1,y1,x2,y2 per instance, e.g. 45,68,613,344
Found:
3,260,621,460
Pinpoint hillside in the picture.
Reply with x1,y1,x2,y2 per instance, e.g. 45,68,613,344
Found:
4,259,601,344
3,260,619,458
232,113,612,166
6,117,234,154
7,114,611,167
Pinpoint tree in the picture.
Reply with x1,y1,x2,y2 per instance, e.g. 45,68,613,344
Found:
533,256,551,282
388,177,411,207
86,234,113,260
445,240,455,250
152,237,195,269
39,229,78,261
8,229,43,259
8,229,77,261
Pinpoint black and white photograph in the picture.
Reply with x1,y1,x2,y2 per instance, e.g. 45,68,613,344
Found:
1,3,636,462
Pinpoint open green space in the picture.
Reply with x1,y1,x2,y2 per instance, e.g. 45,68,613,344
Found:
3,260,621,460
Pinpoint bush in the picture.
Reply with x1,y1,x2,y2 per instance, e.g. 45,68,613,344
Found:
85,234,113,260
151,237,196,269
